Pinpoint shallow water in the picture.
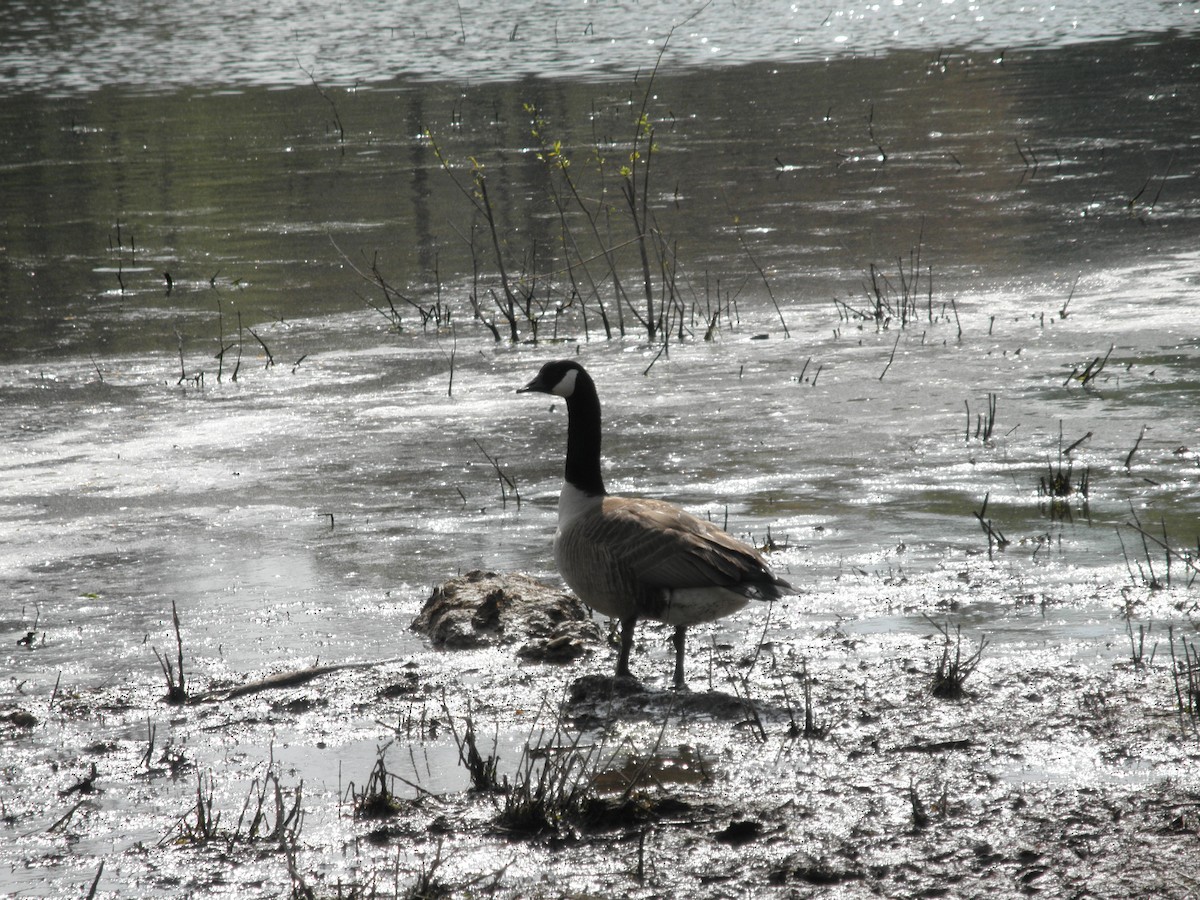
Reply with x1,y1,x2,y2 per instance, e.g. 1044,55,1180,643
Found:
2,5,1200,897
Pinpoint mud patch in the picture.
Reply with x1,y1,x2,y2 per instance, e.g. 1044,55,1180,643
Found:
411,569,601,663
2,567,1199,898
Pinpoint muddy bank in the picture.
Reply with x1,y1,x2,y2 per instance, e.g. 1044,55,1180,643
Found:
399,572,1200,898
6,568,1197,898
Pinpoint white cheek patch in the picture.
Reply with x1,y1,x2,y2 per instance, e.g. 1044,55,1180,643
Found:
552,368,578,398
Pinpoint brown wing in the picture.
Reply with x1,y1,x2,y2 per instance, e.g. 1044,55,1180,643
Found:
597,497,785,593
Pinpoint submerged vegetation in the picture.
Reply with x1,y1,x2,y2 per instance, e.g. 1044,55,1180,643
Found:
342,25,798,361
161,762,304,851
928,620,989,700
1038,423,1092,522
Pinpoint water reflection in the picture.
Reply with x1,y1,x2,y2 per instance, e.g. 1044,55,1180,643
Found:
2,34,1197,360
0,0,1195,93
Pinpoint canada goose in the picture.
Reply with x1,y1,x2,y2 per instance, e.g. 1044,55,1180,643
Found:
518,359,793,688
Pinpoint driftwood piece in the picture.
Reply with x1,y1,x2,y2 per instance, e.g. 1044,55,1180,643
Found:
193,658,405,703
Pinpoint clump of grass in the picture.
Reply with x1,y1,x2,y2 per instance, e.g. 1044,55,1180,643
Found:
414,13,728,349
407,839,451,900
1168,627,1200,723
161,772,222,846
973,492,1009,558
1118,508,1200,591
928,620,988,700
447,701,673,840
288,837,497,900
783,661,827,740
425,132,566,345
1038,425,1091,521
152,599,187,704
160,763,304,850
497,719,600,837
1126,619,1157,669
964,393,998,443
445,702,501,793
854,223,938,330
1039,457,1077,499
233,763,305,846
350,747,407,820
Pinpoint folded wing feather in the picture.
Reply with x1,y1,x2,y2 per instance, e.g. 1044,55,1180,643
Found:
599,497,779,592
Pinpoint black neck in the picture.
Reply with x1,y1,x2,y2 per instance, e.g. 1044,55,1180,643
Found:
564,370,606,496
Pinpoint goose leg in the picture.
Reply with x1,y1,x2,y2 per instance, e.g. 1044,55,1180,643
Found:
616,616,637,679
672,625,687,689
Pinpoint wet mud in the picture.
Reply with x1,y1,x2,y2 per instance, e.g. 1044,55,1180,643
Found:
5,567,1198,898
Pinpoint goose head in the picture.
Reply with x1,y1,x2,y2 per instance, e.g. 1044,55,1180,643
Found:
517,359,588,399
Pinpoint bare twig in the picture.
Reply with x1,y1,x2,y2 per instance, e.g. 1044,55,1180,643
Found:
472,438,520,508
1124,425,1147,471
726,202,790,338
86,861,105,900
879,333,901,381
247,328,274,368
297,61,345,152
973,492,1009,558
